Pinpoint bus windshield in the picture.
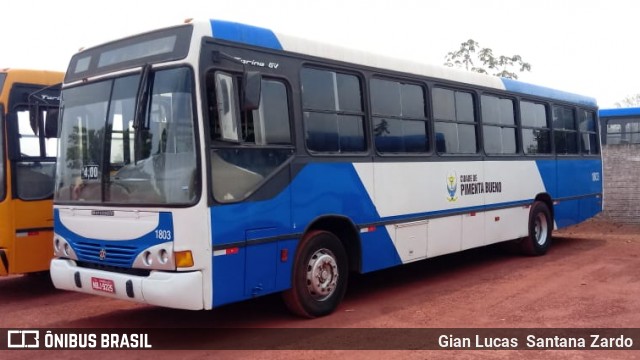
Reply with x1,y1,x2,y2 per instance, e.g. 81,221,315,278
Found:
55,66,198,205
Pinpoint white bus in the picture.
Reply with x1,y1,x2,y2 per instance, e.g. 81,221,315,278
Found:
50,19,602,318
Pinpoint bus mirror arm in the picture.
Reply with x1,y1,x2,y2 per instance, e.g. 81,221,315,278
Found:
44,108,59,138
211,50,262,111
242,71,261,111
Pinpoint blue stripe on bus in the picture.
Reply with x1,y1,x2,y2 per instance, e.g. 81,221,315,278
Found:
210,20,283,50
209,159,603,248
377,199,534,225
501,78,597,107
599,107,640,117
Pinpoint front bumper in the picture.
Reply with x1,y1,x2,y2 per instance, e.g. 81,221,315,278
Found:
50,258,204,310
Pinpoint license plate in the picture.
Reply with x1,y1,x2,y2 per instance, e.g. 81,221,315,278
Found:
91,277,116,294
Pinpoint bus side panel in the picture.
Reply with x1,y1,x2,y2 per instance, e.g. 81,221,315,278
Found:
579,196,602,223
291,162,381,225
291,162,401,273
275,239,298,290
556,158,602,199
535,159,557,199
359,227,402,273
554,158,602,228
210,189,292,248
211,239,297,307
554,200,580,228
210,184,292,307
12,230,53,274
211,248,246,307
484,207,530,244
244,242,278,297
0,200,13,275
11,199,54,273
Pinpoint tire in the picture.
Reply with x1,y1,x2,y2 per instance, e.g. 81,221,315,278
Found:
283,230,348,318
521,201,553,256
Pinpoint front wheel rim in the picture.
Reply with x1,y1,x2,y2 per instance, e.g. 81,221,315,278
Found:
305,248,339,301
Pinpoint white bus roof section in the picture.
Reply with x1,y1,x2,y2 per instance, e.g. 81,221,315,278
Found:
203,19,597,107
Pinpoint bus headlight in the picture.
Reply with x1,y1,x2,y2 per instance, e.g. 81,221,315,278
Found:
53,236,78,260
143,251,153,266
132,242,176,270
159,249,169,264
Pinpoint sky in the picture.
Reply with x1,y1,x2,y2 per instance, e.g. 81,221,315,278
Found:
3,0,638,108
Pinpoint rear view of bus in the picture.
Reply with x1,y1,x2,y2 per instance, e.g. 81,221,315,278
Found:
0,69,62,275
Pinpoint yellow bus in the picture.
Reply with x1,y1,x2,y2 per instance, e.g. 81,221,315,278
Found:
0,68,62,275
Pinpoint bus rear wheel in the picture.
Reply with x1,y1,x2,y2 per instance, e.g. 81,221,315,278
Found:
283,230,348,318
521,201,553,256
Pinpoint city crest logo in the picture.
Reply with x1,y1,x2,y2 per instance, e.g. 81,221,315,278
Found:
446,172,458,202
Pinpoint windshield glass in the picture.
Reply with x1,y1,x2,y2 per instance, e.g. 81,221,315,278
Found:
55,67,198,205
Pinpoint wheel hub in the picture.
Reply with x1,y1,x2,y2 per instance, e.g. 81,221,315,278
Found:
534,213,548,245
306,249,339,301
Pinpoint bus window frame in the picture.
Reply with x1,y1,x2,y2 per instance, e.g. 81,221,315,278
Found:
432,85,480,156
300,65,369,156
370,76,431,156
479,92,520,156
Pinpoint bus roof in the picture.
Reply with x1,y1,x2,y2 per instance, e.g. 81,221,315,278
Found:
207,19,597,107
599,107,640,118
0,68,64,100
1,68,63,86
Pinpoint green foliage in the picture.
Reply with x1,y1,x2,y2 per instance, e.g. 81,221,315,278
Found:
444,39,531,79
614,94,640,108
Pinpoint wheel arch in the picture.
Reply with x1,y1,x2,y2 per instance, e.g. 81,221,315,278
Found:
303,215,362,273
534,193,554,223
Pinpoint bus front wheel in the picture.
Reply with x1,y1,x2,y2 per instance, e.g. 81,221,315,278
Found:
283,230,348,318
521,201,553,256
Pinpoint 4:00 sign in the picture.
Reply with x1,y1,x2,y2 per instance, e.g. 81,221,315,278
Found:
81,165,100,180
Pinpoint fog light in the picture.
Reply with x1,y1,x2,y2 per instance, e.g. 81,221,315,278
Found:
54,238,61,253
158,249,169,264
143,251,153,266
63,243,70,256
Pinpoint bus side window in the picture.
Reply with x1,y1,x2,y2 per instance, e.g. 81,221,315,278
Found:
209,76,293,203
251,79,291,145
433,88,477,154
213,72,240,142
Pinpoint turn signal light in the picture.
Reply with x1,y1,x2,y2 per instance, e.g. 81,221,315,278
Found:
175,250,194,268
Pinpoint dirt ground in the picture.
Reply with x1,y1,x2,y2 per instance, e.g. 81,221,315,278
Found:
1,216,639,359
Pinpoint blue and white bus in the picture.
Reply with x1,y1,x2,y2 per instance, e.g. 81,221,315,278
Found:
599,107,640,145
50,19,602,317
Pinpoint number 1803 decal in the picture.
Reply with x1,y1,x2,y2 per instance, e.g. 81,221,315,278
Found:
155,229,172,240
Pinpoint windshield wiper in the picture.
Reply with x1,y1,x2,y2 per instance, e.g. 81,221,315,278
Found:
133,64,151,163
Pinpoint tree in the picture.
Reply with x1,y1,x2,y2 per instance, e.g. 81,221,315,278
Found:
614,94,640,108
444,39,531,79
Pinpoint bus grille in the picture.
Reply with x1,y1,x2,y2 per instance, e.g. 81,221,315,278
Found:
74,241,138,267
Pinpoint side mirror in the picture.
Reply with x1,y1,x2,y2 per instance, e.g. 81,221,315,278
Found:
242,71,262,111
45,108,59,139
